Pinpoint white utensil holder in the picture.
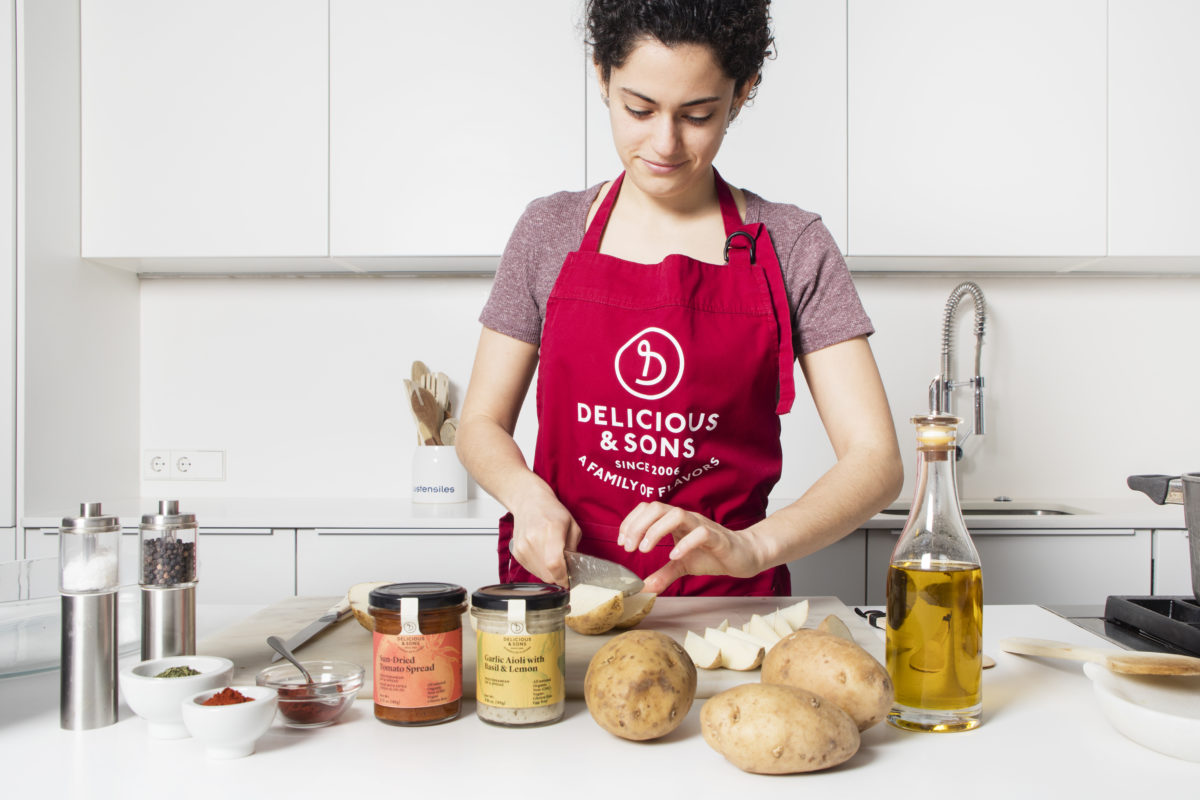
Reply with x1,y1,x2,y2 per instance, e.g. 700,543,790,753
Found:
411,446,468,504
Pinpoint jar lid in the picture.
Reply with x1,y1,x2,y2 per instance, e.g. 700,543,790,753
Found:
472,583,569,611
369,582,466,610
141,499,197,527
60,502,120,534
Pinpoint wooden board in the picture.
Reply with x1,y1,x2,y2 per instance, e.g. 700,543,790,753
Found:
197,595,884,699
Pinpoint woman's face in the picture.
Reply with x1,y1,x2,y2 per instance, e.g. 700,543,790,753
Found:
600,38,750,203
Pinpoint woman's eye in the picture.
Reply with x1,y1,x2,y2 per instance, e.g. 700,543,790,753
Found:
624,106,651,119
684,113,715,125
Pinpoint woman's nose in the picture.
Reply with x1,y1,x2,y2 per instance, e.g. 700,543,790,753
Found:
650,116,682,156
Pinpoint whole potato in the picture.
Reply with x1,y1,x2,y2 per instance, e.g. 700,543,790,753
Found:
761,628,894,731
584,630,697,740
701,683,860,774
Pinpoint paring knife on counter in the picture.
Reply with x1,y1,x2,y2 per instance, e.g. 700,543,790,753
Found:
565,550,644,597
269,597,353,662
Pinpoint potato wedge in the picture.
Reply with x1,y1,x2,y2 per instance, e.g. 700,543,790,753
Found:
565,584,624,634
612,592,657,629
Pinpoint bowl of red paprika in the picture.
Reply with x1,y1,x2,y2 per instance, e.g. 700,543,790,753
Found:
181,685,278,759
255,659,363,728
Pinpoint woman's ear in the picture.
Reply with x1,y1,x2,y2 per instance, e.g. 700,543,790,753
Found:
730,72,757,122
594,60,610,106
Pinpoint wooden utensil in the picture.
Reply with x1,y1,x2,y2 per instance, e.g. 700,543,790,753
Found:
439,417,458,446
411,360,430,385
999,637,1200,676
411,386,444,445
404,379,439,445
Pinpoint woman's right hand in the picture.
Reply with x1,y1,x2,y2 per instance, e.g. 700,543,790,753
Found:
508,481,582,587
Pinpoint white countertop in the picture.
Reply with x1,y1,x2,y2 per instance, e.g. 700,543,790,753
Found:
1,602,1195,796
21,494,1188,531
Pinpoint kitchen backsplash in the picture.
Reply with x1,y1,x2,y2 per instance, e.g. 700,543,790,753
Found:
139,274,1200,504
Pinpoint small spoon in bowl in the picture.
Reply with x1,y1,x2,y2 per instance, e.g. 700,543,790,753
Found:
267,635,314,684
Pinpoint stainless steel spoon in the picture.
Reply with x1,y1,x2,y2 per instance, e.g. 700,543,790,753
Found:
267,635,314,684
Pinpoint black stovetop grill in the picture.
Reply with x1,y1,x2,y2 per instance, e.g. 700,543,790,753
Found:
1105,596,1200,657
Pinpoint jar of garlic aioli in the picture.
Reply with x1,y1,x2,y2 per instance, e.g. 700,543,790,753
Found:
369,582,467,726
471,583,568,727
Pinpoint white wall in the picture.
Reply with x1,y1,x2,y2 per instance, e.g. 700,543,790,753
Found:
139,273,1200,504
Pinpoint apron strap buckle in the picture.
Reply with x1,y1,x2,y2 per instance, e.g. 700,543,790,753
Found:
723,230,757,265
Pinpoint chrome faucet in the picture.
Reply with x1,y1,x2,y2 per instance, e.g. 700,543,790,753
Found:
928,281,986,445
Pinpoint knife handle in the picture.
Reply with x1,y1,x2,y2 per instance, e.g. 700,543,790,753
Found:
325,596,352,621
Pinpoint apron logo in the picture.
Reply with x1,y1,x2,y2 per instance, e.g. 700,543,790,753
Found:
615,327,684,400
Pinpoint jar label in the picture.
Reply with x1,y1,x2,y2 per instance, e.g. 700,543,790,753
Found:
373,628,463,708
476,630,565,708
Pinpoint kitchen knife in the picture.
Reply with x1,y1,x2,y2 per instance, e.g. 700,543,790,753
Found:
269,596,353,662
565,550,644,597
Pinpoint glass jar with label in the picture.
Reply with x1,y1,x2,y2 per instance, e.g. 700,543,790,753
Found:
368,582,467,726
471,583,568,727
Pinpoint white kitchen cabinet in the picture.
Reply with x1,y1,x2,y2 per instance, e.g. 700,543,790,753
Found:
330,0,585,260
80,0,328,259
0,529,14,562
585,0,848,251
1108,1,1200,257
1152,529,1194,596
787,530,865,605
296,529,497,597
865,529,1152,606
23,527,295,603
846,0,1107,258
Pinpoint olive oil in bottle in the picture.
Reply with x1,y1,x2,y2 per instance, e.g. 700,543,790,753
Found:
885,415,983,732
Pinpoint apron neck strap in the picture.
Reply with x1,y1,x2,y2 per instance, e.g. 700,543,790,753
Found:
579,169,742,253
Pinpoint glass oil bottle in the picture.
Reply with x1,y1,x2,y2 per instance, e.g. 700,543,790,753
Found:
886,415,983,732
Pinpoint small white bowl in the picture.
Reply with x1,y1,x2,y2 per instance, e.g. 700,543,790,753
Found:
120,655,234,739
181,685,278,759
1083,662,1200,762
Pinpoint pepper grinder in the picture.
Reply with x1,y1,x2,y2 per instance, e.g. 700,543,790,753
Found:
139,500,198,660
59,502,121,730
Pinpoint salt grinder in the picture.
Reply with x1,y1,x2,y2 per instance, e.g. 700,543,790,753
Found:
139,500,198,660
59,502,121,730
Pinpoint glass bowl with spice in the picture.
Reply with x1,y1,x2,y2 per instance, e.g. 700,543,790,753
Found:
255,659,364,728
119,654,234,739
181,685,279,759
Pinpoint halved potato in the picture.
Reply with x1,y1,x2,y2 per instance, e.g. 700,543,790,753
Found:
347,580,393,631
612,592,657,629
565,584,624,634
704,627,764,671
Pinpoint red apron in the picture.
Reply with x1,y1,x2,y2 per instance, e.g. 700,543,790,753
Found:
498,170,796,596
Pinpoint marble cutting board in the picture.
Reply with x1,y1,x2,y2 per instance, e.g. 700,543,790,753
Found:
197,594,884,699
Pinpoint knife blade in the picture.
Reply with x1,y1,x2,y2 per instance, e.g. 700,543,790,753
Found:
270,597,353,662
564,550,644,597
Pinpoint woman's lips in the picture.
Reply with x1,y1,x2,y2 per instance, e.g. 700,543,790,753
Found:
639,157,683,175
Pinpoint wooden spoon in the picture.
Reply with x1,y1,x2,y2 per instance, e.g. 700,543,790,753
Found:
411,386,443,445
999,637,1200,676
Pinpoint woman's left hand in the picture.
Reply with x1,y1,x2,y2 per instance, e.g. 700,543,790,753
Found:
617,502,765,594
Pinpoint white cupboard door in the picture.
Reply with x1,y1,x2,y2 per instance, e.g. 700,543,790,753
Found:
866,529,1151,606
196,529,295,604
81,0,328,258
295,530,497,597
786,530,865,605
847,1,1106,257
1152,529,1193,596
0,0,13,527
330,0,585,258
1109,1,1200,256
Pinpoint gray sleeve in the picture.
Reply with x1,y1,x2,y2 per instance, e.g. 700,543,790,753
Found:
479,201,546,346
780,217,874,355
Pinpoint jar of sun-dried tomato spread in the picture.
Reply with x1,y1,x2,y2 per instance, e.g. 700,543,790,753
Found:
369,582,467,726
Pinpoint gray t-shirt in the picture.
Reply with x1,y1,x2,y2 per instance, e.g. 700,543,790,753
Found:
480,183,873,354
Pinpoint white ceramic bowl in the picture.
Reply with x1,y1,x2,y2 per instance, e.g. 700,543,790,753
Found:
119,655,234,739
181,685,278,759
1083,662,1200,762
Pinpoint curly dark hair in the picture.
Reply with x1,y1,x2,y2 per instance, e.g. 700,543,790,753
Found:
586,0,774,100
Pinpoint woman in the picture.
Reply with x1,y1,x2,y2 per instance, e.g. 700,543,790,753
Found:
456,0,903,597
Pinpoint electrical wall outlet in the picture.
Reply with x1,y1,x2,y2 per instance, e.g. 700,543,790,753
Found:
170,450,225,481
144,450,170,480
144,449,226,481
